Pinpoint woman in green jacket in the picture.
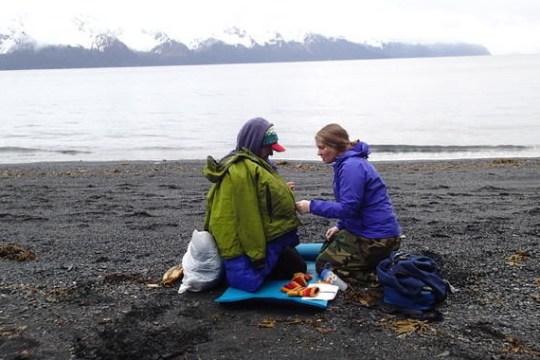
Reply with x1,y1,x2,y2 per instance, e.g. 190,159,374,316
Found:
204,117,306,292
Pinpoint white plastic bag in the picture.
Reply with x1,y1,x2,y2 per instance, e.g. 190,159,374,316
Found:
178,230,223,294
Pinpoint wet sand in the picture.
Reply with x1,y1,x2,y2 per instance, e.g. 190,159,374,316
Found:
1,158,539,359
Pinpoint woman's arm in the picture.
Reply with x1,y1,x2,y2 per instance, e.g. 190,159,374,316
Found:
309,161,365,219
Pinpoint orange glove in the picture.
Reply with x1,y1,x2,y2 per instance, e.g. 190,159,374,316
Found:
291,272,313,287
286,286,320,298
280,281,303,294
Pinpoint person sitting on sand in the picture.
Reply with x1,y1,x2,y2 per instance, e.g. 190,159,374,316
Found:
295,123,402,285
203,117,307,292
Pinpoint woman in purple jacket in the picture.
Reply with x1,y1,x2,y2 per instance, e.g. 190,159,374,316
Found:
296,123,402,285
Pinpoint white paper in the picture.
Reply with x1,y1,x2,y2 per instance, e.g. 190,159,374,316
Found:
302,283,340,300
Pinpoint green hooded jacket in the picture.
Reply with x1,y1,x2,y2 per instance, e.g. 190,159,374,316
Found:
203,151,301,266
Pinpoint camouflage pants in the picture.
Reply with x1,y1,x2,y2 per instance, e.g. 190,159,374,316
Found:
315,230,401,285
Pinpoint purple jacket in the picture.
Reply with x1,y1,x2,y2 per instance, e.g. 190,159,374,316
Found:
310,141,401,238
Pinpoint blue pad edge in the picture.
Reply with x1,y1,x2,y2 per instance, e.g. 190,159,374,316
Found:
215,243,326,308
295,242,323,261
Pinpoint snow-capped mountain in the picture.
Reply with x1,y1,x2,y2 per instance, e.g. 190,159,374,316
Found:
2,17,281,53
0,19,491,70
0,26,35,54
91,33,131,53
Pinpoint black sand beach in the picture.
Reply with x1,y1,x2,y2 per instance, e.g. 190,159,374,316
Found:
1,158,539,359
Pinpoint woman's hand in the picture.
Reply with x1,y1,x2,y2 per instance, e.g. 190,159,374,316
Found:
325,226,340,241
295,200,311,214
287,181,296,191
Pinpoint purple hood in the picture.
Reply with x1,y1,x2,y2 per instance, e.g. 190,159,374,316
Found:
235,117,273,158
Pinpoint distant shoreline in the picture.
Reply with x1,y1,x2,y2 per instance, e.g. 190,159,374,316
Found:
0,33,490,71
1,145,539,166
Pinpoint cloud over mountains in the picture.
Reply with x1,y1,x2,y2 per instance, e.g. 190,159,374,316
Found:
0,20,491,70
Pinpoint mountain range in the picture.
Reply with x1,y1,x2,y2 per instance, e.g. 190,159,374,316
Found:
0,26,491,71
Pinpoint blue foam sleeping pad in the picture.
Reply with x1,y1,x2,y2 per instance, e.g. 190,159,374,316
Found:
215,243,327,308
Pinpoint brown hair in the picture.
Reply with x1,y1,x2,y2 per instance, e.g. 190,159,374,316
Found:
315,123,356,153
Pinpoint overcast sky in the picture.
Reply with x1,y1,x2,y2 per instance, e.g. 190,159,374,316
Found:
2,0,540,55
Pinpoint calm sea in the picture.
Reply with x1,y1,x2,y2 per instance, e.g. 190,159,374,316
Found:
1,54,539,164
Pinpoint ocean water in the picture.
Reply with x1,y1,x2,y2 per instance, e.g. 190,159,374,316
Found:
1,54,539,164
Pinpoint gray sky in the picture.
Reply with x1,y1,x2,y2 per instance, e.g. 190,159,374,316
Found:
2,0,540,55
